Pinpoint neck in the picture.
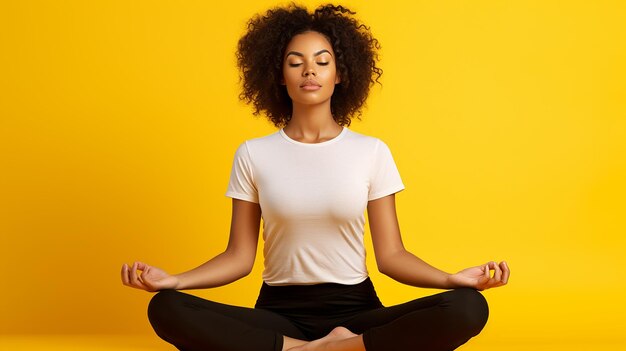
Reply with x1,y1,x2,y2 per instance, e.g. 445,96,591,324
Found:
284,102,343,143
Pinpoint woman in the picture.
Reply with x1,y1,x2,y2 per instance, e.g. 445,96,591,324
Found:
121,4,510,351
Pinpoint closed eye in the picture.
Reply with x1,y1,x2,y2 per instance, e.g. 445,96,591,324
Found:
288,62,330,67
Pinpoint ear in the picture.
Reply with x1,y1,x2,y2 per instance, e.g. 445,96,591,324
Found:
280,76,285,85
335,73,341,84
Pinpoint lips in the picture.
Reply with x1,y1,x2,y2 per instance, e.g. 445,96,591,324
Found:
300,80,322,87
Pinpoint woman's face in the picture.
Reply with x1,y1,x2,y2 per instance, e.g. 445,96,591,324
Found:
281,31,341,107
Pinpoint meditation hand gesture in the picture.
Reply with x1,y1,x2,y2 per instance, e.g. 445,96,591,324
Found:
448,261,510,291
121,261,179,292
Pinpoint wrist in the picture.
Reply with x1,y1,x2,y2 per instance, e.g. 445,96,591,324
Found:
444,273,460,289
172,274,184,290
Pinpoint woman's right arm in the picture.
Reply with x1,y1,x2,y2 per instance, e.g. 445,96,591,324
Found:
121,198,262,291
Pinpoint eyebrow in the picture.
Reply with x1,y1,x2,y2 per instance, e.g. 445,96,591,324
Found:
285,49,333,59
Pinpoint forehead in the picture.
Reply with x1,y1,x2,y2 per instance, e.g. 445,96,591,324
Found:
284,31,334,54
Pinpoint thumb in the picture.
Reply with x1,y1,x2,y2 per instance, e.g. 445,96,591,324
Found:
140,265,148,275
141,268,158,291
141,266,153,282
136,261,150,271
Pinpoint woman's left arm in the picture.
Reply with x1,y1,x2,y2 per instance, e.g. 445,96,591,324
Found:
367,194,510,291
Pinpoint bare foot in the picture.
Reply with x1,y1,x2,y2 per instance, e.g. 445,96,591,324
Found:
288,327,359,351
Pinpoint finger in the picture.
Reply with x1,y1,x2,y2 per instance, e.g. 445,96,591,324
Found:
130,262,145,288
140,266,149,282
140,265,151,284
136,261,149,271
485,262,498,288
126,263,141,288
477,270,490,290
128,262,138,286
492,261,502,282
501,261,510,284
489,262,506,288
121,264,129,285
141,267,156,291
136,262,153,288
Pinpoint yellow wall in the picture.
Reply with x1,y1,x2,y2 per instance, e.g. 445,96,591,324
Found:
1,0,625,346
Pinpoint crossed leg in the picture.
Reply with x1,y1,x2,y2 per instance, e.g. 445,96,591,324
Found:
287,288,489,351
148,287,488,351
148,289,308,351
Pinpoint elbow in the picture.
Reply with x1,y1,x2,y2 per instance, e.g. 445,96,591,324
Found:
377,262,406,285
233,257,254,279
376,249,407,277
239,251,257,277
378,266,395,278
239,264,253,278
224,248,256,280
377,260,392,277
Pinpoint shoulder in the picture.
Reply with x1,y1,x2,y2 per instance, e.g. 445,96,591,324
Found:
241,130,281,148
233,130,281,153
343,128,390,152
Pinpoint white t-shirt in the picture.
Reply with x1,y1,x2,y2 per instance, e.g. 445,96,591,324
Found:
225,126,405,285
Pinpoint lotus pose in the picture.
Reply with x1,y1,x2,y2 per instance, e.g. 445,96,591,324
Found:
121,3,510,351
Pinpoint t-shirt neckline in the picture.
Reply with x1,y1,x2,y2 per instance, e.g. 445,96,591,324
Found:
279,126,348,147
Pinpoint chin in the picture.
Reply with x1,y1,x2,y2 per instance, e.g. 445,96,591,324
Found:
291,93,334,104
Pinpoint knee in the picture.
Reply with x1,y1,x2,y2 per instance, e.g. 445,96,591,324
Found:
147,289,182,329
446,288,489,336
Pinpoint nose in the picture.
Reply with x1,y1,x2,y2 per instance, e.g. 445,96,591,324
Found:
303,66,316,77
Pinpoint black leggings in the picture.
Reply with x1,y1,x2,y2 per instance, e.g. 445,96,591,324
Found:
147,278,489,351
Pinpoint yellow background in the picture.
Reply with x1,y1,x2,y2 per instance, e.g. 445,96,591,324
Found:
1,0,625,349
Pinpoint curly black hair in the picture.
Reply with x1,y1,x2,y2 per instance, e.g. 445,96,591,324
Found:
236,2,383,128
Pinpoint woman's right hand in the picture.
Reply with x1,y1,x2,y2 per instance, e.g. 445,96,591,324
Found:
121,261,180,292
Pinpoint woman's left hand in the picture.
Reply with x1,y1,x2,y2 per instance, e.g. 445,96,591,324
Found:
448,261,510,291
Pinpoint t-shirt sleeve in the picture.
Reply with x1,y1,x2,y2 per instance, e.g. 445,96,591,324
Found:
368,139,405,201
225,141,259,203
